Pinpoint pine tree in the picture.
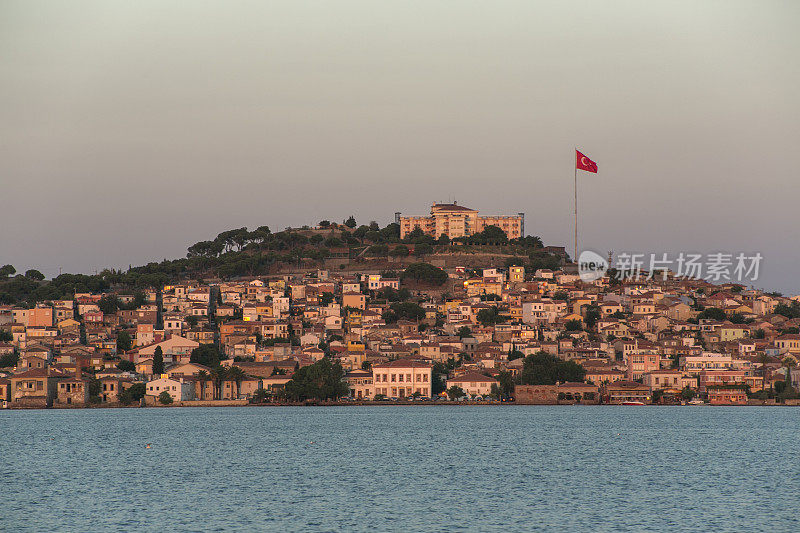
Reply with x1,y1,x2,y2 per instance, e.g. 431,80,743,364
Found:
153,346,164,375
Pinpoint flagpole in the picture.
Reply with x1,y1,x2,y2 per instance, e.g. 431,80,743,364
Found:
574,151,578,264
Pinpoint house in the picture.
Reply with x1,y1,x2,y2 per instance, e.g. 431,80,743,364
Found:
372,358,433,398
345,369,374,399
643,370,689,391
446,372,498,398
602,381,651,404
707,385,748,405
10,368,63,407
146,377,195,402
56,374,91,406
342,292,366,310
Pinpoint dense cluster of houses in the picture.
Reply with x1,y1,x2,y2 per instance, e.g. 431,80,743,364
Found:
2,263,800,408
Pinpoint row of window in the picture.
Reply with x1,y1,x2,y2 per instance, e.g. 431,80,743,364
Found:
375,373,429,383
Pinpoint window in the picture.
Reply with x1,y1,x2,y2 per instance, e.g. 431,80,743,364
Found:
398,374,404,382
391,374,396,382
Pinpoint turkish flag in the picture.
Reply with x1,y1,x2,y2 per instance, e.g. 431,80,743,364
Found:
576,150,598,173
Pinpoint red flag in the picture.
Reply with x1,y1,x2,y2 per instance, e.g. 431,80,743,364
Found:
576,150,598,173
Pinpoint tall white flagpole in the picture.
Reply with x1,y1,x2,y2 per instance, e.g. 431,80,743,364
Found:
574,149,578,263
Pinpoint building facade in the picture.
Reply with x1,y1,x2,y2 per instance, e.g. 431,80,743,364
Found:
398,202,523,240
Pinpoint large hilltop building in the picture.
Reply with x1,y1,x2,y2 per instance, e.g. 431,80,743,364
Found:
398,202,524,240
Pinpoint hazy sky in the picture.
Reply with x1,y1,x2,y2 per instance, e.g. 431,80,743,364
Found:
1,1,799,292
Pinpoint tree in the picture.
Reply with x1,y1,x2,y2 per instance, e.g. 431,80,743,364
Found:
476,306,506,327
413,243,433,256
697,307,726,321
123,383,147,404
456,326,472,338
116,331,132,352
390,245,410,257
197,370,210,400
361,360,372,371
185,315,199,328
680,386,695,401
158,391,174,405
344,216,357,228
116,359,135,372
283,358,349,401
24,269,44,281
190,344,222,367
227,366,246,399
496,370,514,399
516,351,586,385
97,295,120,315
152,346,164,375
478,225,508,243
584,305,601,329
253,388,270,403
401,263,448,286
318,220,331,228
0,265,16,278
564,319,583,331
507,349,524,361
447,385,465,400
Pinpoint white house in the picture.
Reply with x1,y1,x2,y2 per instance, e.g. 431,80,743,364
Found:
146,377,195,402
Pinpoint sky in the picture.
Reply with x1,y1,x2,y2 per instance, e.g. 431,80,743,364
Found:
1,1,799,293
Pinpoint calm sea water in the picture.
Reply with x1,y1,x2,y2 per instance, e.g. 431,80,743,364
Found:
2,406,798,532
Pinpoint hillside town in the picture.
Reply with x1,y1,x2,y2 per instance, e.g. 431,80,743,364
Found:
2,216,800,409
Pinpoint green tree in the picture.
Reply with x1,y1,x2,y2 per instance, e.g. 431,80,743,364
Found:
158,391,174,405
564,319,583,331
447,385,465,400
507,349,524,361
197,370,210,400
227,365,246,398
479,225,508,243
344,216,357,228
680,386,695,401
697,307,726,321
0,265,16,278
116,331,132,352
516,351,586,385
496,370,514,399
413,243,433,256
476,306,505,326
119,383,147,405
390,245,410,257
97,295,121,315
24,269,45,281
456,326,472,338
283,358,349,401
190,344,222,367
152,346,164,375
401,263,448,286
116,359,135,372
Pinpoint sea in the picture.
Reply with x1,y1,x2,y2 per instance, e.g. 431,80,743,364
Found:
2,405,798,532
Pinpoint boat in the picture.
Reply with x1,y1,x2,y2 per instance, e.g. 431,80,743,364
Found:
621,401,646,405
688,399,705,405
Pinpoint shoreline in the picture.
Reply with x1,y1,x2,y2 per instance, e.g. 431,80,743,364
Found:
3,400,795,410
